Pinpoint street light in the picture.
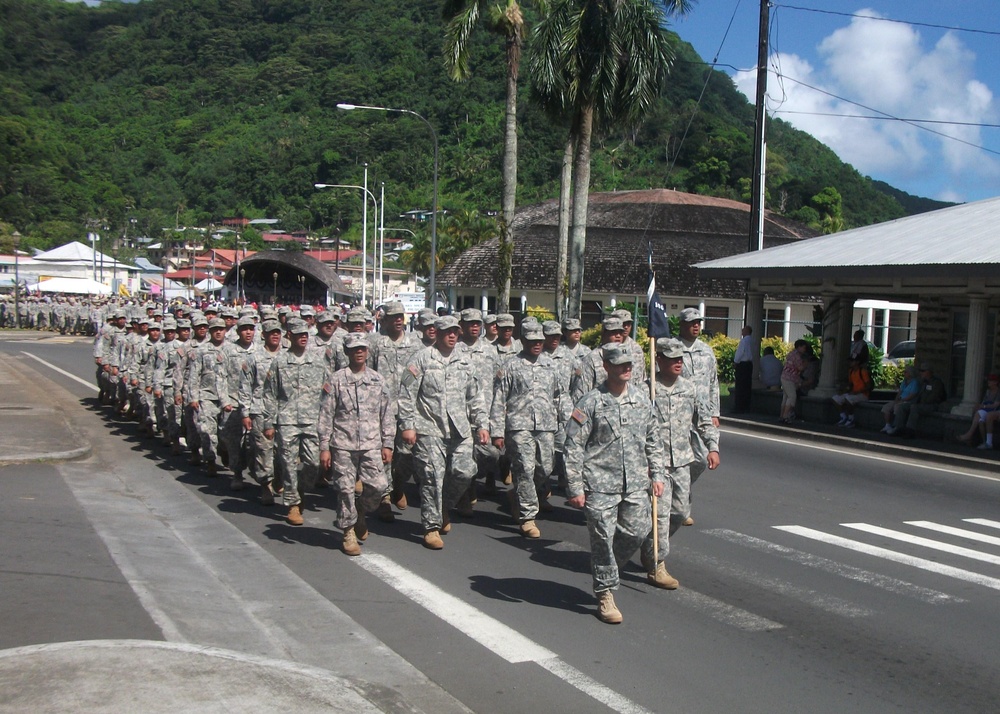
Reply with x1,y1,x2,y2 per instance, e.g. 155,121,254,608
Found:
272,272,278,305
336,103,438,308
239,268,246,304
12,231,21,328
314,180,379,307
298,274,305,305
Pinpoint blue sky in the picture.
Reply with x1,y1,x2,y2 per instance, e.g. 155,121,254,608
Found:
672,1,1000,203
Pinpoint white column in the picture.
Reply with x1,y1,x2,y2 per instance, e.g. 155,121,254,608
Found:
481,290,489,313
881,308,890,352
952,296,990,416
815,294,843,398
699,300,706,319
782,303,791,343
746,292,765,388
520,292,528,315
609,295,617,309
865,307,874,342
448,287,456,311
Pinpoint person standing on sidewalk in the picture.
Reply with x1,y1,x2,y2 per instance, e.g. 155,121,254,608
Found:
732,325,754,413
318,333,395,556
564,343,667,624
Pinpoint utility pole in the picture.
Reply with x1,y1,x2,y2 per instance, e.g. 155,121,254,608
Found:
748,0,770,253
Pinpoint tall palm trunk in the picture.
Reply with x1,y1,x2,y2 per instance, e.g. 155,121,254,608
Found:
554,134,573,320
496,32,520,314
567,106,593,320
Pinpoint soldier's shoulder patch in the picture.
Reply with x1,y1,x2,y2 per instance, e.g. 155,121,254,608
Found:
216,352,224,363
496,368,504,380
571,407,588,424
323,382,332,394
408,364,420,378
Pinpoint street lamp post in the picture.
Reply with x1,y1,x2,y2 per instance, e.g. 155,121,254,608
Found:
272,272,278,305
240,268,246,304
313,182,379,307
336,103,438,308
12,231,21,328
298,274,305,305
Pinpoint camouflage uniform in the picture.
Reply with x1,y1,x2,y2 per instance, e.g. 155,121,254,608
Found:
564,379,667,594
317,355,395,530
460,332,500,491
220,337,256,479
397,331,488,533
187,336,229,465
680,335,720,484
153,325,182,445
490,348,568,524
238,338,284,488
262,341,331,507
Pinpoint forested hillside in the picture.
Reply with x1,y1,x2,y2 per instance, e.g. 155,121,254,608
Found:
0,0,934,251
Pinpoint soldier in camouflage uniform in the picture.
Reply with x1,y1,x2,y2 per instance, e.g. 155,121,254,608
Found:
318,333,395,556
262,318,331,526
414,309,438,348
564,343,667,624
542,320,579,493
641,338,720,590
95,309,127,403
154,318,184,451
397,315,490,550
561,318,590,360
492,313,521,361
368,301,423,516
459,307,500,505
238,319,285,505
612,309,648,383
137,320,162,436
491,322,568,538
220,316,257,491
187,318,231,474
677,307,721,525
571,316,626,403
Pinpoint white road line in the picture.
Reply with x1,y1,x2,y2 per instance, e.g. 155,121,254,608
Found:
775,525,1000,591
705,529,960,604
20,351,99,392
906,521,1000,547
841,523,1000,566
683,550,872,618
721,427,1000,482
964,518,1000,531
539,538,782,631
355,552,656,714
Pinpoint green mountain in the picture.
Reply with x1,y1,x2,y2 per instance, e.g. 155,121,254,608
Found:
0,0,939,251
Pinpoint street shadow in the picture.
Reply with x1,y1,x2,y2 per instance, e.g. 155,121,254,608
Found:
489,534,593,577
262,522,339,550
468,574,591,614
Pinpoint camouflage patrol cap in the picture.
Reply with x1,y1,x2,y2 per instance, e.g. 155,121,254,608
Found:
286,318,309,334
299,306,315,318
137,317,151,327
236,316,256,328
239,307,256,317
495,313,515,328
601,343,633,365
161,318,178,331
191,315,209,328
277,306,292,316
345,307,369,324
417,310,437,327
327,305,343,318
435,315,461,331
208,317,227,330
601,317,625,333
483,314,498,326
343,333,369,350
542,320,562,336
382,301,406,316
460,308,483,323
678,307,703,322
561,318,582,331
261,319,282,333
521,323,544,341
204,304,219,315
316,310,337,324
655,337,685,359
112,309,127,319
176,319,192,330
221,308,238,319
612,309,633,324
521,316,540,326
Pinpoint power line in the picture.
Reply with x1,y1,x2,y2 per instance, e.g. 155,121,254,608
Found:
772,110,1000,130
774,3,1000,38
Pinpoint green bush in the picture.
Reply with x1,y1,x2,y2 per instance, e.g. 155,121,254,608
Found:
761,336,791,362
879,359,912,389
581,325,651,373
708,333,738,384
525,305,555,322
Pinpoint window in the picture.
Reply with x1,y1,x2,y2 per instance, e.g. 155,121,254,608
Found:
704,305,729,338
764,308,784,338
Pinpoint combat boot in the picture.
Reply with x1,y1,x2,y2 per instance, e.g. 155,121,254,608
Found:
354,501,369,541
376,496,395,522
520,520,541,538
423,529,444,550
391,487,407,510
229,474,244,491
342,528,361,556
206,461,218,476
683,516,694,526
456,490,474,518
286,504,304,526
597,591,623,624
441,513,452,534
647,562,679,590
259,481,275,506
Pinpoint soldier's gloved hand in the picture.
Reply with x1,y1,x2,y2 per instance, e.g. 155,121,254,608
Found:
381,447,393,465
320,449,332,471
401,429,417,446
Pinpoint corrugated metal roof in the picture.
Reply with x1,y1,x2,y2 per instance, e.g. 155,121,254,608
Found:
696,195,1000,278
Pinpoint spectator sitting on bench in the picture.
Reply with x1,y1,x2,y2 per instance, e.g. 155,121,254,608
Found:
760,346,782,389
887,362,947,438
957,373,1000,449
833,355,873,428
881,364,919,434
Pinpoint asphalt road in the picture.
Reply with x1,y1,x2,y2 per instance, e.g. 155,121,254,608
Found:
3,335,1000,713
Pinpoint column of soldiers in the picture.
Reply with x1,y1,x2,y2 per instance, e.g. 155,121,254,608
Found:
90,300,722,625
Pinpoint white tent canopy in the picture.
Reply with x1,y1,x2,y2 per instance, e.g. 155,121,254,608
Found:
27,277,112,295
194,278,223,291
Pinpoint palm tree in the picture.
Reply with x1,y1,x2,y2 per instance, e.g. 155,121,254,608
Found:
443,0,542,313
530,0,692,319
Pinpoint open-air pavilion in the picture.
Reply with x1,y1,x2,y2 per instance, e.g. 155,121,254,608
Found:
223,250,352,306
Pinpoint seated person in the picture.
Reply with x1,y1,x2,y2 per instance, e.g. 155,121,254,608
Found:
833,355,873,428
957,373,1000,449
760,346,782,389
888,362,947,437
881,364,919,433
849,330,870,365
797,346,819,397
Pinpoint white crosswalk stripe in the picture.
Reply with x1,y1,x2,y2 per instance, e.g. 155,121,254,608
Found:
905,520,1000,547
841,523,1000,566
704,528,961,604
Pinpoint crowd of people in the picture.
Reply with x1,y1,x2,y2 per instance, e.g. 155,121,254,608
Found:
88,298,722,624
0,294,102,334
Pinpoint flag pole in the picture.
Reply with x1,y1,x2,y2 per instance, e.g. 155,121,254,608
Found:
648,258,659,572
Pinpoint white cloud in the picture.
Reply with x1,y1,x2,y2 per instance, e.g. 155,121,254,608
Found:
733,8,999,201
